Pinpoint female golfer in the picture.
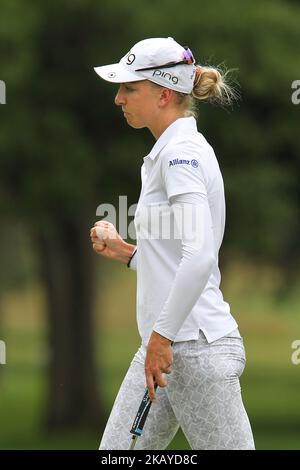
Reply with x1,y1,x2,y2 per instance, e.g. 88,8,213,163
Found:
91,37,255,450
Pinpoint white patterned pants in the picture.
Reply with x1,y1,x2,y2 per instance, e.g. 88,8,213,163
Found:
99,330,255,450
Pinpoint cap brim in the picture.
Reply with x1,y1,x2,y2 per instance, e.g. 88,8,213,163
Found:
94,63,142,83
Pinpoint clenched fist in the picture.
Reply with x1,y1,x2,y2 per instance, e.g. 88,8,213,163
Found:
90,221,136,265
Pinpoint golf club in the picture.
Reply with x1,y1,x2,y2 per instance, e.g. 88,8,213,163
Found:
129,382,158,450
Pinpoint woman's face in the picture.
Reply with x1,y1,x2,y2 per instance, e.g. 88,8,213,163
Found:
114,81,161,130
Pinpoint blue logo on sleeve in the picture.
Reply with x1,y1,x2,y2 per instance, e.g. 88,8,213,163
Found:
168,158,199,168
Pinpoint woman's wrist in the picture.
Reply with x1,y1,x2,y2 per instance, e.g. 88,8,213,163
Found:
151,330,173,345
116,242,136,265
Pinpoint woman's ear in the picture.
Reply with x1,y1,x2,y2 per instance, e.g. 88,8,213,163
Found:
158,88,173,108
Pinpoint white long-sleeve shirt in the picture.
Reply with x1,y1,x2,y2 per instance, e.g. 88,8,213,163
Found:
131,117,238,345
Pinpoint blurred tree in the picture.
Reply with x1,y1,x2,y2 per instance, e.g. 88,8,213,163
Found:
0,0,109,430
0,0,300,434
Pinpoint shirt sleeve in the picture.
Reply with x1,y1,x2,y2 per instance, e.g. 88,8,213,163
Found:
152,192,216,341
160,141,207,199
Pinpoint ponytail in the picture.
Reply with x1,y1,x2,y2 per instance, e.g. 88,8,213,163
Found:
149,62,239,118
192,64,238,107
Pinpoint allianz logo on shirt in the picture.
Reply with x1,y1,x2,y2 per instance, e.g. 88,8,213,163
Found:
169,158,199,168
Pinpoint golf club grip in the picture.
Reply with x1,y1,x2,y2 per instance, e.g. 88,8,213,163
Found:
130,382,158,436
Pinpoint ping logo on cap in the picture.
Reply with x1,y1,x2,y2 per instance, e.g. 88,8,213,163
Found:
152,70,179,85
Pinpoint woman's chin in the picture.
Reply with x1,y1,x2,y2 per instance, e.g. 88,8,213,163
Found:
125,116,145,129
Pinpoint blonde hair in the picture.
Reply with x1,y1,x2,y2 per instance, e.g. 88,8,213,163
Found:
193,64,237,104
148,63,239,118
174,64,239,118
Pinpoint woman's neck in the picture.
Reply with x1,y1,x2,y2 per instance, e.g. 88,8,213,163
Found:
149,111,186,140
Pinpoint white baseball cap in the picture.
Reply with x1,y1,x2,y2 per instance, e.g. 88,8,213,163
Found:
94,37,197,94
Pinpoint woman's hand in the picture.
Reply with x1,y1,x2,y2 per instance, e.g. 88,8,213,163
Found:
90,221,135,264
145,331,173,401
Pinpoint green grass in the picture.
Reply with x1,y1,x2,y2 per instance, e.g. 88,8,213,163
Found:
0,260,300,449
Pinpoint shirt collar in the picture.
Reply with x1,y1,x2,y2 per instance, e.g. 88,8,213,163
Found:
144,117,198,162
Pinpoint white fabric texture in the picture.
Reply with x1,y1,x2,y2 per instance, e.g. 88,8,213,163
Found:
153,192,215,341
99,329,254,450
133,117,238,345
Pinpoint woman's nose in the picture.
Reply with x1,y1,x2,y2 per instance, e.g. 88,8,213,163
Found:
115,87,125,106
